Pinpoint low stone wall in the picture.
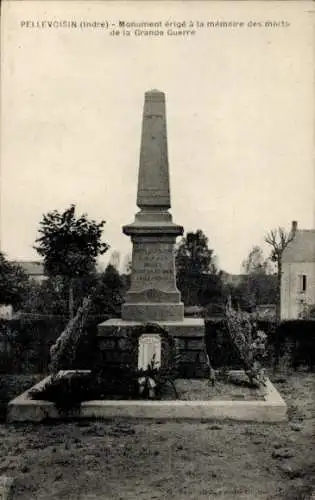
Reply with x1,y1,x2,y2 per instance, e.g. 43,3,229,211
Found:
99,335,208,378
98,319,209,378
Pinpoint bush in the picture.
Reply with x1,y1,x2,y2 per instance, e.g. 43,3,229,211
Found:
205,319,244,369
224,307,268,386
30,361,167,413
274,320,315,369
0,318,66,373
205,318,315,371
0,315,109,374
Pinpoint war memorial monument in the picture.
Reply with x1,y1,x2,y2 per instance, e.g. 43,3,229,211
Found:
98,89,208,376
6,90,287,424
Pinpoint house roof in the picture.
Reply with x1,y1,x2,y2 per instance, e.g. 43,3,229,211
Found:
282,230,315,263
11,260,45,276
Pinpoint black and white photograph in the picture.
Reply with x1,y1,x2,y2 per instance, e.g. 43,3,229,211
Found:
0,1,314,498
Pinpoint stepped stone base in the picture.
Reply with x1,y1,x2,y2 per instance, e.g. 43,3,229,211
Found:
97,318,208,378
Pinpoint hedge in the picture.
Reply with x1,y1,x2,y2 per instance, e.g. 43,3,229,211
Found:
0,315,109,374
205,319,315,370
273,320,315,369
0,317,314,375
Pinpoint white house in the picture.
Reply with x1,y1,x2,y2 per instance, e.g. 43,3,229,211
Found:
281,221,315,319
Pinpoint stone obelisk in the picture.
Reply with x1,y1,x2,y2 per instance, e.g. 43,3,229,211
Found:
98,90,207,377
122,89,184,322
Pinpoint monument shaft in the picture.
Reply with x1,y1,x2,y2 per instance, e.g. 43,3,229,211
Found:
137,90,171,209
122,90,184,322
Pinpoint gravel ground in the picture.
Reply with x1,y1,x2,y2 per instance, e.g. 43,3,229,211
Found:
0,370,314,500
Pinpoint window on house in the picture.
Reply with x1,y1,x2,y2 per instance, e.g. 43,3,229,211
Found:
298,274,307,293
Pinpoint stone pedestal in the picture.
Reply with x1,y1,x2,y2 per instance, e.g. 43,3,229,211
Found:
121,230,184,322
98,318,208,378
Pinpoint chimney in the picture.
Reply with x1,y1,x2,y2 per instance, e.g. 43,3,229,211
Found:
291,220,298,234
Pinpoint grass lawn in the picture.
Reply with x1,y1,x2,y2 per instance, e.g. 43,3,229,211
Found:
163,377,265,400
0,370,314,500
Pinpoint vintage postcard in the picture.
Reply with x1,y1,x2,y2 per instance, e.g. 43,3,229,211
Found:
1,1,315,499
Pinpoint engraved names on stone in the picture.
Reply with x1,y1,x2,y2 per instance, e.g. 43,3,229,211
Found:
131,243,174,288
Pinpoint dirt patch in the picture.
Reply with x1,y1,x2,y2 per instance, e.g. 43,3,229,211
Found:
0,371,314,499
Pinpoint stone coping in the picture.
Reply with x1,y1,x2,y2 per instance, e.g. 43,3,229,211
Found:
98,317,205,327
98,317,206,338
7,371,287,423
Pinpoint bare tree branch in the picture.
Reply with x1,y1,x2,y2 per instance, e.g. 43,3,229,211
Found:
265,226,295,322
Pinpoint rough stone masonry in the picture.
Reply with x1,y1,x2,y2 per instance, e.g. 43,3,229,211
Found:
98,90,208,377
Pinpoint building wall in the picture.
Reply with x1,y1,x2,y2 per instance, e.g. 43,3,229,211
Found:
281,261,315,319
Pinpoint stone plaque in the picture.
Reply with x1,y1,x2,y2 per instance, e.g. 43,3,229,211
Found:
131,242,175,290
138,334,161,371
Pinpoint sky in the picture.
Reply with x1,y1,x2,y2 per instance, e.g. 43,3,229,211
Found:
1,1,314,274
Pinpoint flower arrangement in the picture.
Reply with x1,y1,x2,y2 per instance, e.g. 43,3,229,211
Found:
137,353,160,399
129,323,180,399
225,305,267,387
49,296,92,374
30,370,93,414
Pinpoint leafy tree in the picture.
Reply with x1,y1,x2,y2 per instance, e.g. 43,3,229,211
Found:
0,252,30,308
91,264,125,317
21,278,68,317
197,272,225,307
230,245,277,311
242,245,272,275
21,274,99,318
230,275,277,312
34,205,109,318
176,230,214,275
21,265,126,321
265,226,295,322
175,230,223,306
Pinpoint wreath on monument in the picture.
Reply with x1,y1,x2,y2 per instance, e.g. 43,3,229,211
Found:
128,323,181,399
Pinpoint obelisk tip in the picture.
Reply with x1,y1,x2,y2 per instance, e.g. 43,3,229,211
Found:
144,89,165,101
146,89,164,94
